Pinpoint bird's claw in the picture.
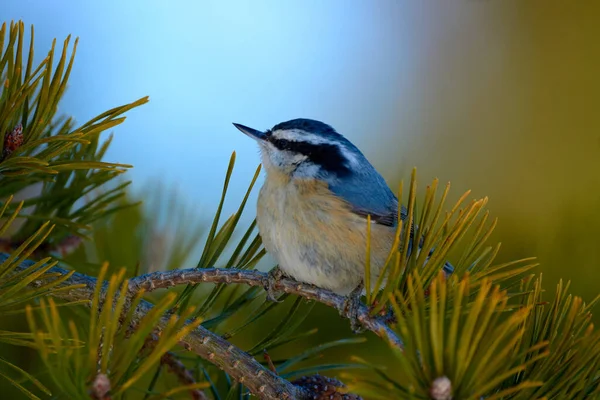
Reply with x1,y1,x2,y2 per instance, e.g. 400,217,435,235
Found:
264,266,284,303
368,300,397,325
343,282,366,334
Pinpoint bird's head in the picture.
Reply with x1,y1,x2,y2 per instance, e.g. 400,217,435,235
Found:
233,118,365,180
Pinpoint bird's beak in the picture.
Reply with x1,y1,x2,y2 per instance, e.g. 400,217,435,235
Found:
232,123,267,141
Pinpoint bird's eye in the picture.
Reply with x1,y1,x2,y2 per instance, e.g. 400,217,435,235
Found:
272,138,291,150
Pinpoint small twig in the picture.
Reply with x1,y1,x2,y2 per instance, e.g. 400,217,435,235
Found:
161,352,209,400
143,334,209,400
129,268,403,349
263,349,277,374
0,235,83,258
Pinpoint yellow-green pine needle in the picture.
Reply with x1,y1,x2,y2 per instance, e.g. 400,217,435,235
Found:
365,214,372,305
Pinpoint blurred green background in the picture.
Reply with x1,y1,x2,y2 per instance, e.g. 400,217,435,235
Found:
1,0,599,398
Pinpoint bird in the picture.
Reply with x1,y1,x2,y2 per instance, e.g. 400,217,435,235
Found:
233,118,453,319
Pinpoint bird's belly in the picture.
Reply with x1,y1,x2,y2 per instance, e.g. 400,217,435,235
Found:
256,179,394,295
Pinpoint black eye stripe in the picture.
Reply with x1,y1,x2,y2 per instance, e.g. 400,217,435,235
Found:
271,138,296,151
269,137,351,177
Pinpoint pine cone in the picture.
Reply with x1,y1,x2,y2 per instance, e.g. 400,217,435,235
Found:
2,123,23,160
90,373,111,400
430,376,452,400
292,374,362,400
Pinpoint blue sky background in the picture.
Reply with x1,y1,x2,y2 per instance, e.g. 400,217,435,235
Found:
2,0,427,224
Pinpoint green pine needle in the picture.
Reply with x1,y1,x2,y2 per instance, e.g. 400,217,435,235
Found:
1,20,148,245
24,267,203,400
368,170,537,315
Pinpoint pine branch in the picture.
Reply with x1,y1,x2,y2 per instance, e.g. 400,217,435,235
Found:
128,268,403,349
2,253,309,400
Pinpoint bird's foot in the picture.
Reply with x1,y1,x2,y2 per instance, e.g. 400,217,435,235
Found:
343,282,366,334
368,299,397,325
264,266,284,303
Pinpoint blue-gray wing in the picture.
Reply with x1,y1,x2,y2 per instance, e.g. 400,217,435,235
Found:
327,168,404,227
327,170,454,275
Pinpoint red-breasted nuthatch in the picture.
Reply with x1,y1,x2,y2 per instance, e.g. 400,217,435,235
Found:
234,119,453,303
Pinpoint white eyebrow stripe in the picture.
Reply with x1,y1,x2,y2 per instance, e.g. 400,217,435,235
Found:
271,129,335,145
271,128,361,167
